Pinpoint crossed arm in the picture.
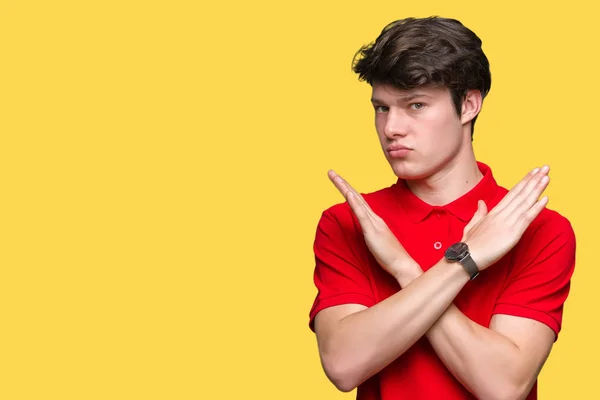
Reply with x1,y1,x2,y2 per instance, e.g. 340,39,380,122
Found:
315,266,555,399
314,167,557,400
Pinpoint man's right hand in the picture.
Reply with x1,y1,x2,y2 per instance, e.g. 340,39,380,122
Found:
327,169,420,283
462,165,550,271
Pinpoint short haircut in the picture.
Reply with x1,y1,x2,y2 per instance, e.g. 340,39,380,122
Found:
353,17,492,136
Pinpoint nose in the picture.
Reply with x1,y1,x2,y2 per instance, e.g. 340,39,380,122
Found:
383,110,409,139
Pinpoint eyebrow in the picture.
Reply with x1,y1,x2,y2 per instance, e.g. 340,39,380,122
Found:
371,93,432,104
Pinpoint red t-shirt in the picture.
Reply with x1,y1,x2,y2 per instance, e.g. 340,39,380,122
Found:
308,162,576,399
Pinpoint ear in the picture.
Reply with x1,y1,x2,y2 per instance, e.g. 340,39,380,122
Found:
460,89,483,125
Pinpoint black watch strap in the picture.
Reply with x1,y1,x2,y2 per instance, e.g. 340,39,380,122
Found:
460,254,479,280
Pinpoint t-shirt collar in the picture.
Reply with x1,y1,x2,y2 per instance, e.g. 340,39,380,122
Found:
392,162,499,223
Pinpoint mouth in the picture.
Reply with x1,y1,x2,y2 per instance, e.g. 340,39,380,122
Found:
387,144,412,158
387,144,411,152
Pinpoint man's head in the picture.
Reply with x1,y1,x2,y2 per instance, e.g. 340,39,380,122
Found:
352,17,492,180
353,17,491,137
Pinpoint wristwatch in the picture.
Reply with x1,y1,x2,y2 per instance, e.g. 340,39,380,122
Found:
445,242,479,280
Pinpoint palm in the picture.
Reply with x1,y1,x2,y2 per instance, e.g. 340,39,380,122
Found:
462,166,550,270
327,170,409,279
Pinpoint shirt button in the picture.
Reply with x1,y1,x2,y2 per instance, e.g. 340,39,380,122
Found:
434,241,442,250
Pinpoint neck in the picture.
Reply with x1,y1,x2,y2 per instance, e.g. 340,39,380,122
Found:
406,148,483,206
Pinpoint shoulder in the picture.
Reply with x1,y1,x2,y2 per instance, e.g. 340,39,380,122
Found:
491,183,574,241
516,205,576,267
319,185,397,229
323,186,394,221
532,207,574,234
491,181,575,267
524,200,575,244
529,206,575,246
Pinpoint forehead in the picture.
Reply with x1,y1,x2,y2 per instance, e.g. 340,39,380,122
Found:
371,83,450,102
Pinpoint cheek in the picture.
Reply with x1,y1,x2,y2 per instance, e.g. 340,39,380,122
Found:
374,120,387,143
374,115,385,133
428,107,457,129
418,115,461,156
432,108,462,135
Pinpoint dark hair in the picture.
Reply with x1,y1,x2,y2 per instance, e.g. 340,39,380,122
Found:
352,17,491,137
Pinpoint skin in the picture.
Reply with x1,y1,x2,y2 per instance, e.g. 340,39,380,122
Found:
314,83,555,400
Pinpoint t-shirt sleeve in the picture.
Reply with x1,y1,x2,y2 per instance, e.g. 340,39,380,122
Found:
308,207,376,332
492,213,576,340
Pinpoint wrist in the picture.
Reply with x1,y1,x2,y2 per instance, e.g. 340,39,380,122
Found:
463,242,487,271
392,258,422,287
446,241,480,280
444,258,472,284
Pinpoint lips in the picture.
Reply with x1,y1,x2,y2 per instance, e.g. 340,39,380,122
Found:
386,144,412,158
387,144,412,152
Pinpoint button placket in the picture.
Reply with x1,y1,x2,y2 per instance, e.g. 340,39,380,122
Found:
432,209,449,251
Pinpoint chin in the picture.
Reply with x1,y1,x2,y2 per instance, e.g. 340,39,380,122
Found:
389,162,429,181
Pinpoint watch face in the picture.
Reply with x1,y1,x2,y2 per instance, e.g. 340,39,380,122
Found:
445,242,469,261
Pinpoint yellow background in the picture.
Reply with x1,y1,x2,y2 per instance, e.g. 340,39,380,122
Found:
1,1,597,399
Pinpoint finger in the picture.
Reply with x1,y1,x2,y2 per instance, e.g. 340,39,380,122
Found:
478,199,488,218
507,174,550,222
328,170,351,198
495,166,543,211
520,196,549,228
346,191,376,230
328,170,358,199
328,170,377,224
464,200,488,233
463,201,485,238
328,170,378,219
495,166,548,212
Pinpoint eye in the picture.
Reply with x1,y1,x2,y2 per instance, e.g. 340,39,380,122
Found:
410,103,425,110
374,105,389,113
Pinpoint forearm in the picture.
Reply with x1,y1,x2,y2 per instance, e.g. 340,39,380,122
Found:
321,259,469,391
425,305,535,400
397,264,536,399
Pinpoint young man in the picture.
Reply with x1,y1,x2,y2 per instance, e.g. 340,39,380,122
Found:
308,17,576,400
